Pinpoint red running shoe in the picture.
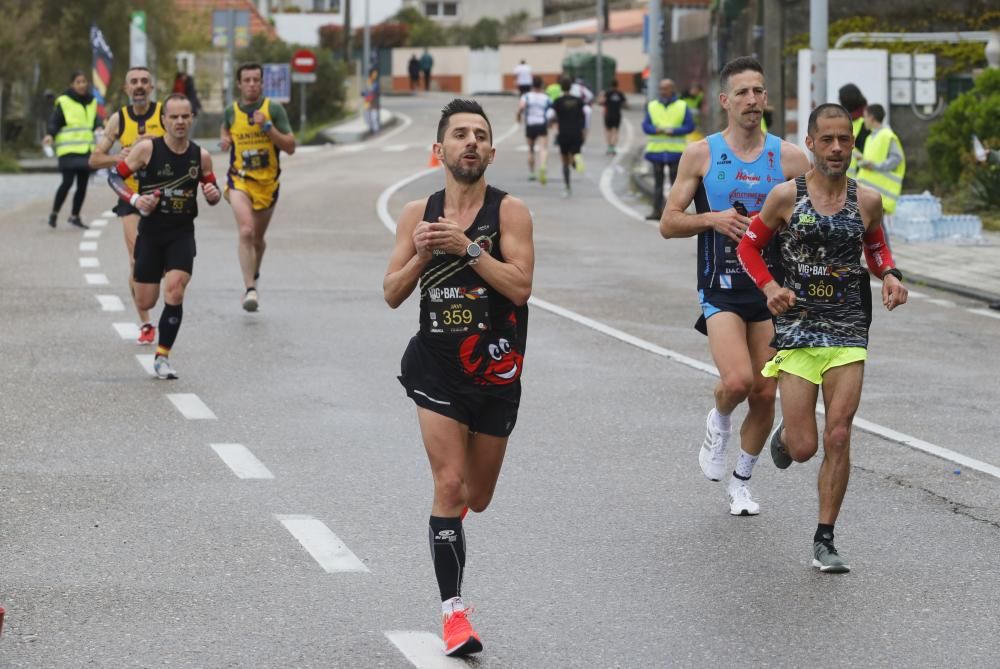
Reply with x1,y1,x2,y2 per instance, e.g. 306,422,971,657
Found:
137,323,156,345
442,609,482,657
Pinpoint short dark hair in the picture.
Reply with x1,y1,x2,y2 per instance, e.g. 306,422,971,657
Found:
436,99,492,143
237,62,263,82
866,103,886,123
161,93,193,116
126,66,152,76
559,75,572,92
837,83,867,112
532,75,542,88
807,103,851,135
719,56,764,91
69,70,86,84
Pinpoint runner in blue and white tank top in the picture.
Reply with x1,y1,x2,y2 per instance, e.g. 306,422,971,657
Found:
660,56,811,518
517,76,552,184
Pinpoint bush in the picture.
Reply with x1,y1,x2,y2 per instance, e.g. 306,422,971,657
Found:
926,68,1000,191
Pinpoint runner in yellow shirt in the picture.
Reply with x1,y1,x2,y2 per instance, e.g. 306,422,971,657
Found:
220,62,296,312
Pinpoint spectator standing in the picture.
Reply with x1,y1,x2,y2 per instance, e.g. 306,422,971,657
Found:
420,49,434,91
514,59,533,95
408,54,421,91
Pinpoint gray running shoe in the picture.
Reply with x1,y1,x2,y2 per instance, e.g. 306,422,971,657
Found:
699,409,731,482
242,288,259,312
813,540,851,573
768,419,792,469
153,355,179,380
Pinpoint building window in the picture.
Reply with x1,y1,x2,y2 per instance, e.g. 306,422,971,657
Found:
442,2,457,16
424,2,439,16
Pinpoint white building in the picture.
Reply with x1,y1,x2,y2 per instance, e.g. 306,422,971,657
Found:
401,0,542,25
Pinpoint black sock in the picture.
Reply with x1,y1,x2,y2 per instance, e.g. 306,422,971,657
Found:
429,515,465,601
562,163,571,187
157,302,184,351
814,523,835,543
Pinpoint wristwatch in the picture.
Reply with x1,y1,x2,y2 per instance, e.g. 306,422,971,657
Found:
261,120,274,133
465,241,483,263
882,268,903,282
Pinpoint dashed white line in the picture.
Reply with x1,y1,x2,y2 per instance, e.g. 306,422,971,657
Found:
83,229,102,239
906,288,927,298
167,393,218,420
97,294,125,311
926,298,955,307
340,144,366,153
383,144,410,152
91,218,109,227
80,241,98,252
113,322,139,340
210,443,275,479
85,273,109,285
275,515,369,573
79,257,100,268
385,631,466,668
101,210,115,218
136,354,155,376
969,308,1000,320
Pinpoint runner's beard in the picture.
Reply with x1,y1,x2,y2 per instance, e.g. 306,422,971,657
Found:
816,155,847,178
446,155,488,184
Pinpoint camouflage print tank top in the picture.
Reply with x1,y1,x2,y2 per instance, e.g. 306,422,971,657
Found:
773,176,872,350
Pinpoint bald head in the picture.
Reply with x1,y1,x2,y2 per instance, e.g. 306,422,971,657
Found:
658,79,675,99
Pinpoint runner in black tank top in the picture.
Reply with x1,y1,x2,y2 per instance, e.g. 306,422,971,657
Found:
737,103,908,574
107,94,222,380
383,100,535,658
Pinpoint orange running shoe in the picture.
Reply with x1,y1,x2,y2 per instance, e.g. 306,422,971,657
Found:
442,609,482,657
137,323,156,345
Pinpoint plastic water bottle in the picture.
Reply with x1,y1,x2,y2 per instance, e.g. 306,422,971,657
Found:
43,144,55,158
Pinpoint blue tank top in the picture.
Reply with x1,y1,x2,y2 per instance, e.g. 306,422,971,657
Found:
695,132,785,292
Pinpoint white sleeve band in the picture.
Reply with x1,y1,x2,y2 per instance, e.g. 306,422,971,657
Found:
129,193,140,207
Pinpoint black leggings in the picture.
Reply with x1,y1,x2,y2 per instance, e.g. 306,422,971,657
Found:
53,168,90,216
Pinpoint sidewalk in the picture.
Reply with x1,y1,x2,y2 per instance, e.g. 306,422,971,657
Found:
14,109,398,173
631,157,1000,306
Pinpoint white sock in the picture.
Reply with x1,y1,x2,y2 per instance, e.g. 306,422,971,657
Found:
732,450,759,481
441,596,465,615
712,408,732,432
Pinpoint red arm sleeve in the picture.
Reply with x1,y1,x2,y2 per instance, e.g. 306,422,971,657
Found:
736,216,778,290
200,172,217,185
862,224,896,278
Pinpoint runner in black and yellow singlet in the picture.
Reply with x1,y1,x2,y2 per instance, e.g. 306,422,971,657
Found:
383,99,534,658
107,94,222,380
737,103,907,573
90,66,165,344
220,62,296,312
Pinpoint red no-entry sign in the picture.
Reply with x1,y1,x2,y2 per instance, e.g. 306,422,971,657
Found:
292,49,317,73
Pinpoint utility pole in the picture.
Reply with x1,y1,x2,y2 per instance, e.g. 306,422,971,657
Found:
810,0,828,110
763,0,785,136
344,0,352,63
596,0,604,96
648,0,662,100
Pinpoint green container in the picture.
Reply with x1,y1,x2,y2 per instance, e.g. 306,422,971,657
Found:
561,52,617,92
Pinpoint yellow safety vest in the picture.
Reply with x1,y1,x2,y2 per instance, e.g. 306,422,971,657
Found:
229,97,280,181
856,126,905,214
54,95,98,157
645,99,688,154
545,82,563,102
119,102,165,192
846,116,864,178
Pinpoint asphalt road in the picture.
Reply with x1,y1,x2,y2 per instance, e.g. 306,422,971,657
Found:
2,93,999,668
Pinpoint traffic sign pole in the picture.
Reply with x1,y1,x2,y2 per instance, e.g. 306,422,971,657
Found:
291,50,317,132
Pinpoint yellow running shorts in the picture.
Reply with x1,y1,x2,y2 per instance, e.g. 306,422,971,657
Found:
761,346,868,385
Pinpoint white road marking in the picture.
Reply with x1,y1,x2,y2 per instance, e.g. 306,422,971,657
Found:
91,218,108,227
294,145,323,154
907,289,927,298
101,210,115,217
79,257,99,268
385,631,467,668
210,443,275,479
383,144,410,152
926,298,955,307
599,118,646,223
80,241,98,252
340,144,366,153
97,294,125,311
85,273,109,285
969,308,1000,320
83,229,102,239
136,354,156,376
275,515,369,573
113,322,139,340
374,166,1000,481
167,393,217,420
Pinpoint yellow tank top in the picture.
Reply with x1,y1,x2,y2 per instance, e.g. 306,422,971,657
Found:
229,97,280,181
119,102,165,192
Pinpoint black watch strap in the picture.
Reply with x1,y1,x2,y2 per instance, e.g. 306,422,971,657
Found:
882,268,903,281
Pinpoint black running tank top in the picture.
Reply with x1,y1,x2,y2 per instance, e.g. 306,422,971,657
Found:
773,176,872,349
417,186,529,388
137,137,202,231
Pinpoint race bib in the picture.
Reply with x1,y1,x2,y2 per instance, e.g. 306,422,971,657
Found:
793,263,850,304
423,286,491,335
241,149,271,170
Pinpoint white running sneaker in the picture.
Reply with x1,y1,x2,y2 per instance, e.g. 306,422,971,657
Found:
727,481,760,516
699,409,730,481
153,355,179,380
242,288,259,312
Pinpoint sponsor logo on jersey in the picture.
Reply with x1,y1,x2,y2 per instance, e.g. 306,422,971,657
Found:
735,169,760,184
717,152,732,165
428,287,466,301
729,189,767,209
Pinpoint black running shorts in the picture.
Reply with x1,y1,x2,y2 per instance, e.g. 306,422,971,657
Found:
398,336,521,438
133,227,196,283
557,134,583,155
113,200,141,217
694,288,773,336
525,123,547,140
604,114,621,130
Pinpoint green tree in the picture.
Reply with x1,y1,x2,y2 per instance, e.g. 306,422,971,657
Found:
467,18,501,49
926,68,1000,191
408,21,447,47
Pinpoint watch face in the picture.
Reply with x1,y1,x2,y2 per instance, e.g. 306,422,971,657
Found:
468,242,482,257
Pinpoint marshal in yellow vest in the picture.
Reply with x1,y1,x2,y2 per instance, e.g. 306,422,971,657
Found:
228,97,280,182
856,127,905,214
645,99,688,155
54,95,98,157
